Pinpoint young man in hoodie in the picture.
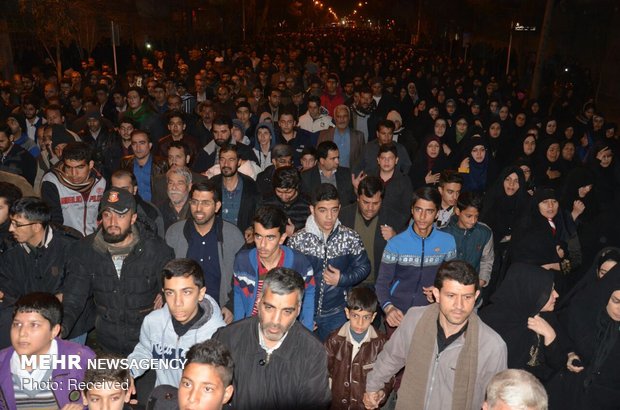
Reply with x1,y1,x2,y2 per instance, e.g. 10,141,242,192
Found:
127,258,225,388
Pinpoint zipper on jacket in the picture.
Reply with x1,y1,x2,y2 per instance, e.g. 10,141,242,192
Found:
424,353,441,410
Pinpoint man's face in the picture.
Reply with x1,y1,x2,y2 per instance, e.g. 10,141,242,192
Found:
376,126,394,146
113,93,126,108
11,311,60,357
96,89,108,105
377,151,398,173
168,96,183,111
371,82,382,97
256,127,272,147
118,122,134,142
319,149,339,172
344,83,354,95
217,87,230,103
63,159,93,184
274,187,298,205
311,199,340,234
154,87,166,104
22,77,33,91
126,91,142,110
308,102,320,119
438,183,461,208
300,154,316,171
258,287,300,345
254,222,286,260
0,198,9,225
6,117,21,135
432,279,479,329
278,115,295,134
87,117,101,134
167,173,191,205
0,132,12,152
111,175,137,195
101,210,136,243
358,191,382,221
538,199,559,219
190,190,221,226
218,150,239,177
168,117,186,138
268,91,281,108
334,108,349,130
9,213,40,244
23,104,37,120
326,78,337,93
178,363,234,410
212,124,231,147
44,84,57,100
69,96,82,111
168,147,189,168
163,275,206,325
83,386,130,410
236,107,251,124
456,206,479,230
412,198,438,233
131,133,152,159
359,92,372,109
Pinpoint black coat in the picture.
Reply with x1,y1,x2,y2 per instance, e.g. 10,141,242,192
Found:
211,173,259,233
61,227,174,355
261,193,311,232
300,166,356,205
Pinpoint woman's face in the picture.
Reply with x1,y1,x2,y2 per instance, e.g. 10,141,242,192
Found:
606,290,620,321
538,199,559,219
471,145,486,163
564,126,574,139
523,136,536,155
399,88,407,100
545,120,557,135
456,119,468,134
540,288,559,312
499,106,509,121
426,141,440,158
429,107,439,120
503,172,520,196
546,143,560,162
434,120,447,137
598,260,618,279
417,100,427,111
488,122,501,138
531,102,540,113
600,150,613,168
561,143,576,161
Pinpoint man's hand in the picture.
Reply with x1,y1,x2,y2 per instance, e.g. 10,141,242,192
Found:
244,226,254,244
380,225,396,241
596,146,612,161
153,293,163,310
546,168,561,179
221,307,233,324
363,390,386,409
285,218,295,237
425,171,440,184
422,286,435,303
384,305,404,328
571,200,585,221
323,265,341,286
567,352,584,373
479,279,487,288
352,171,367,192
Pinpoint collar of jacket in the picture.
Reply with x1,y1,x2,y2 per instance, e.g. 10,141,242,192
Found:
304,213,341,242
337,321,379,343
183,215,224,243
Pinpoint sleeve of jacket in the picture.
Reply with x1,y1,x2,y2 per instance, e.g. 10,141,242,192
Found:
127,314,155,379
444,234,457,261
41,181,64,225
375,241,397,311
337,234,370,288
61,248,93,337
479,231,494,284
299,257,315,330
232,256,249,322
366,309,416,392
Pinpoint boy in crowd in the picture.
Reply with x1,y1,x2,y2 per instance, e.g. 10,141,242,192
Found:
436,170,463,229
128,258,225,388
81,354,132,410
0,292,95,409
325,287,393,409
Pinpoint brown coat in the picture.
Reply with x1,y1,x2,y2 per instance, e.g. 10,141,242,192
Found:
318,127,365,171
325,322,394,410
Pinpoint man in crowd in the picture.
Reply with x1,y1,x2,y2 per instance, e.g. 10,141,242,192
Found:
317,104,364,169
0,124,36,186
157,166,192,231
120,130,167,202
261,166,311,233
298,95,333,137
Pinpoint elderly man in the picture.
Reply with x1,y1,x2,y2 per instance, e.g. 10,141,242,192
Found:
317,104,364,169
156,166,192,231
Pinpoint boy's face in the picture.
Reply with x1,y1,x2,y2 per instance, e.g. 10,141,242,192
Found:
438,182,461,208
178,363,233,410
164,276,206,325
455,206,479,230
11,311,60,357
83,385,130,410
345,308,376,335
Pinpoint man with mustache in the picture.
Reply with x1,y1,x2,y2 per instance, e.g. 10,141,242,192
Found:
157,166,192,231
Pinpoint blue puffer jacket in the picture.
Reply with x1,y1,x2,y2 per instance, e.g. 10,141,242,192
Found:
288,216,370,317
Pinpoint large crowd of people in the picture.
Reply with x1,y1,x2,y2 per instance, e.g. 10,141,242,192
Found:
0,28,618,410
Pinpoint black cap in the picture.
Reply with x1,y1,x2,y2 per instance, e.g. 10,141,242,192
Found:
99,188,136,215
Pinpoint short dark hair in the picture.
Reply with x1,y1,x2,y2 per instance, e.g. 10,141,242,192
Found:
411,187,441,210
307,95,321,106
162,258,205,288
127,86,144,98
377,143,398,158
263,267,305,304
189,180,221,203
439,170,464,187
434,260,479,291
213,115,233,128
0,124,11,138
13,292,63,327
62,142,93,163
166,110,185,124
253,205,287,234
111,169,137,187
376,119,395,132
346,287,378,313
0,182,23,207
118,117,137,128
456,191,483,211
312,183,339,205
271,144,294,159
300,146,317,159
219,143,239,158
278,107,297,122
10,197,51,227
83,353,130,393
358,176,385,199
272,166,300,190
185,339,234,387
168,140,191,157
316,141,338,160
236,101,251,111
130,129,151,143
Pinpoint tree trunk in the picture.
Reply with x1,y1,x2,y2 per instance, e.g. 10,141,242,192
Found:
0,18,14,80
56,39,62,80
530,0,554,100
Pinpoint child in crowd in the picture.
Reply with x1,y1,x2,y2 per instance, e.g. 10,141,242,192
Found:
324,287,393,410
0,292,95,409
81,354,132,410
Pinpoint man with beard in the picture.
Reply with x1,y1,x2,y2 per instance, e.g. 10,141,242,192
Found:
214,267,331,410
41,142,106,236
166,181,245,324
193,115,257,173
61,188,174,355
0,124,37,186
210,144,259,235
120,130,167,202
157,166,192,231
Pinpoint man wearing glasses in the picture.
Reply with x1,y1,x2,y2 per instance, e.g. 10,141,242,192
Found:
232,205,315,329
166,180,245,324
